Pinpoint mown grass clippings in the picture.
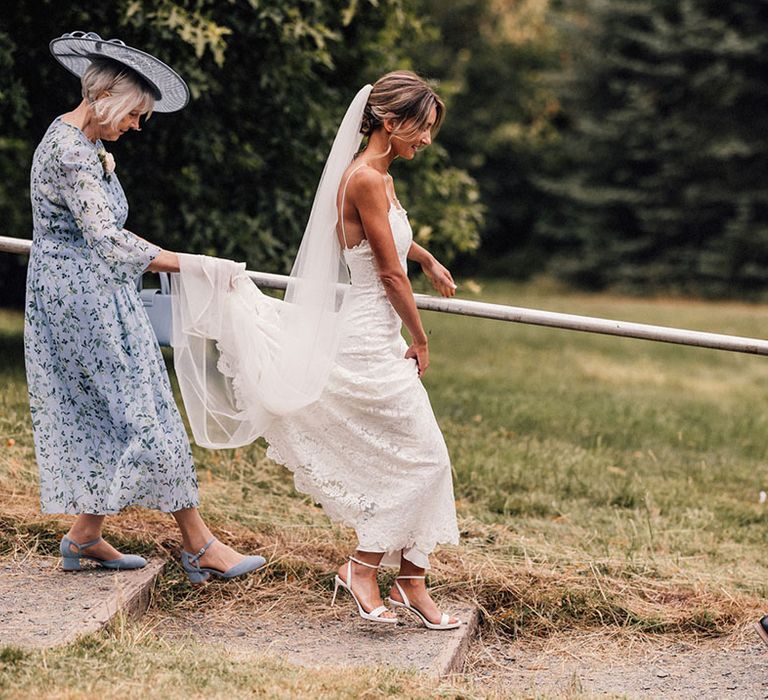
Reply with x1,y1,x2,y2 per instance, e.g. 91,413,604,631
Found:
3,282,768,663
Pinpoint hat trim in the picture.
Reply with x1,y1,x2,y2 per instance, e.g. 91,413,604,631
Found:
49,32,189,113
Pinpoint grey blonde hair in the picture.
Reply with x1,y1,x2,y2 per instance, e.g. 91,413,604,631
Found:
361,71,445,141
81,58,155,131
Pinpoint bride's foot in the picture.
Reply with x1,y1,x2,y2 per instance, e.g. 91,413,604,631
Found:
388,575,460,628
335,558,397,620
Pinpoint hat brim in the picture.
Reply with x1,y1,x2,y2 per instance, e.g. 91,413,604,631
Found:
50,33,189,113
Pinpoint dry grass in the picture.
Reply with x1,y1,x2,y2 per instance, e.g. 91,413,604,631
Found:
0,456,760,643
0,623,486,700
2,282,768,653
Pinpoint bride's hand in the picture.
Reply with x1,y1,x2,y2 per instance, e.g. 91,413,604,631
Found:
422,258,457,298
405,341,429,377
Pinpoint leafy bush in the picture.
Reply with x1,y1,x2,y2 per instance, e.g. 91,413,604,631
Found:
0,0,483,305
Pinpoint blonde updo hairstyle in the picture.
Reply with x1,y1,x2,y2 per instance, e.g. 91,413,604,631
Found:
361,70,445,143
81,57,155,131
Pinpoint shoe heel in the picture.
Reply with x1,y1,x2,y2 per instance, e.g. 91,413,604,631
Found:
62,556,81,572
331,576,341,606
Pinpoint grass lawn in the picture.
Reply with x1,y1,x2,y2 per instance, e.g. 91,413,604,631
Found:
2,279,768,696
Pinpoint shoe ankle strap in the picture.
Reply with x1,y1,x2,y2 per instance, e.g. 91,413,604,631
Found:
349,556,380,569
187,537,217,566
65,535,103,553
395,575,425,580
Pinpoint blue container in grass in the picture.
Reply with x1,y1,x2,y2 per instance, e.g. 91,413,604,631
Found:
138,272,172,346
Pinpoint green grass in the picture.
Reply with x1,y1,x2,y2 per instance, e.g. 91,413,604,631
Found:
426,281,768,571
0,625,475,700
3,279,768,695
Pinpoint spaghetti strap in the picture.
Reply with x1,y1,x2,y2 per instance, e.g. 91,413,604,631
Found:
339,164,370,250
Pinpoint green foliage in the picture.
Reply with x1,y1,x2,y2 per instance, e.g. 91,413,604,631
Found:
397,144,483,264
0,28,34,301
412,0,563,276
0,0,483,305
8,1,768,301
537,0,768,297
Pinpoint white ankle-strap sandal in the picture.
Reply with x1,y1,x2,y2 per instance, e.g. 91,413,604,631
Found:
387,575,461,630
331,556,397,624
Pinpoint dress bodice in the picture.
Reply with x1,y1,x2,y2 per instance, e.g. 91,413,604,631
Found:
31,118,129,247
342,205,413,292
27,117,160,290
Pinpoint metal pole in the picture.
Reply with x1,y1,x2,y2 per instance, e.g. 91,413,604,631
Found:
0,236,33,255
3,235,768,356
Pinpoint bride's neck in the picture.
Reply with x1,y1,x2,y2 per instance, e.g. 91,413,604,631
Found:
359,130,396,173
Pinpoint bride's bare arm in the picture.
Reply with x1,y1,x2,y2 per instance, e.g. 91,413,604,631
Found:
407,242,457,297
352,170,430,375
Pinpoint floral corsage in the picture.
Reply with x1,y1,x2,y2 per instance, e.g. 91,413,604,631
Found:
97,147,116,181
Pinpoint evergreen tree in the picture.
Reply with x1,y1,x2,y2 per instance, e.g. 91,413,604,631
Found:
539,0,768,297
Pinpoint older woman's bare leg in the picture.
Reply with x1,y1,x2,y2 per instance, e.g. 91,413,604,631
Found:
172,507,247,572
66,509,251,573
65,514,123,560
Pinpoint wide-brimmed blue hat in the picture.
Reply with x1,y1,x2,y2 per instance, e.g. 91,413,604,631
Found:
49,31,189,113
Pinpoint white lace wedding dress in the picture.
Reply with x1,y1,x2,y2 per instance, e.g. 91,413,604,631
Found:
263,202,459,568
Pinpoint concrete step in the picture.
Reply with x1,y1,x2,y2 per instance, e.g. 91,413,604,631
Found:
153,601,480,677
0,553,480,677
0,554,165,649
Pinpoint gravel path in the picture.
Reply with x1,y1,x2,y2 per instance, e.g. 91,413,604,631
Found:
0,554,164,648
151,603,768,697
150,601,478,677
465,630,768,698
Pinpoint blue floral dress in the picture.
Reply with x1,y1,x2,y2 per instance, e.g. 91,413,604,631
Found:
24,117,199,514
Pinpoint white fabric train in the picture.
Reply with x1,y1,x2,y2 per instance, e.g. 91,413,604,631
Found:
170,253,282,447
169,85,375,448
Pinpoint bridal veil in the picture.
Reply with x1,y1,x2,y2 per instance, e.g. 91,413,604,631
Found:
170,85,374,448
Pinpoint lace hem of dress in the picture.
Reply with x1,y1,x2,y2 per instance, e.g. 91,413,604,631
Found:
215,340,250,414
265,440,459,569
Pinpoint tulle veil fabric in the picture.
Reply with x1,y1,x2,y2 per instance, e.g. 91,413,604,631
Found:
170,85,373,448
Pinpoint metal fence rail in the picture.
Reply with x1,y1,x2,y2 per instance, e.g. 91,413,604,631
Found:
3,234,768,356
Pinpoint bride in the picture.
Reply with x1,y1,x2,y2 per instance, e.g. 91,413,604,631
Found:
172,71,461,629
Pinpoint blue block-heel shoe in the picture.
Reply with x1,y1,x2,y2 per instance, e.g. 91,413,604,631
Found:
180,538,266,584
60,535,148,571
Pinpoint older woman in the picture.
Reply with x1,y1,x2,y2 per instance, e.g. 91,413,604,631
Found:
24,31,264,583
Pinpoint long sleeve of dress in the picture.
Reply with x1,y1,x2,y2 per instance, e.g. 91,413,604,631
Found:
60,144,160,286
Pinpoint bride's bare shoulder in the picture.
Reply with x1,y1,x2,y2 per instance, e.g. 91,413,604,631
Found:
342,165,388,205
